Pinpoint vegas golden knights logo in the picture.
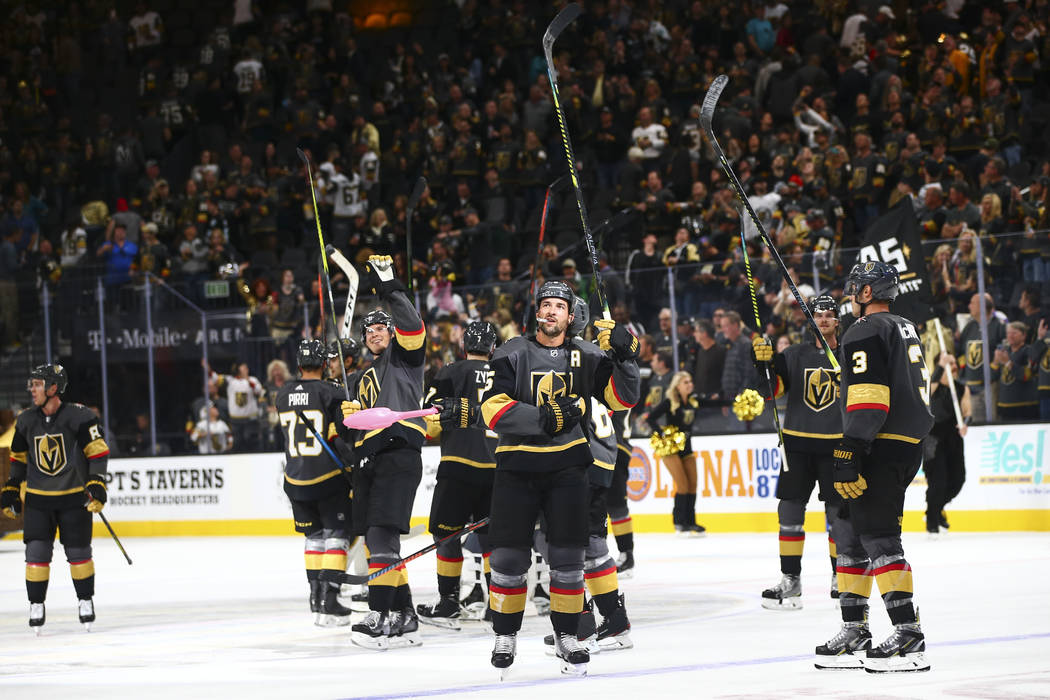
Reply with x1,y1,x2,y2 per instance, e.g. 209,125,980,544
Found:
531,371,570,406
235,391,248,408
804,367,839,412
1001,363,1015,385
34,434,68,476
966,340,983,370
358,368,380,408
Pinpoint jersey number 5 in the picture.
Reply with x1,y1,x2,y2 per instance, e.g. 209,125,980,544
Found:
279,410,324,458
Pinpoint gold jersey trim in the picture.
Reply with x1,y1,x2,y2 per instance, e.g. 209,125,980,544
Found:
846,382,890,408
874,432,923,444
83,438,110,458
25,486,85,496
353,419,427,448
495,437,589,454
284,469,341,486
593,458,615,471
440,455,496,469
9,450,27,464
782,429,843,440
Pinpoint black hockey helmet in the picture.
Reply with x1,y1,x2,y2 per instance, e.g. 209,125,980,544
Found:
535,280,574,307
297,339,327,370
568,295,589,337
810,294,839,317
28,364,68,394
328,337,360,361
361,309,394,343
844,260,899,302
463,321,500,356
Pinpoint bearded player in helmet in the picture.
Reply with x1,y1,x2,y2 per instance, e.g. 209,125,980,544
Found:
813,261,933,673
752,295,844,611
2,365,110,633
479,281,639,678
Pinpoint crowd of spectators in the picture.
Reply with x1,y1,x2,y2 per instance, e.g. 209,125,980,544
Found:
2,0,1050,450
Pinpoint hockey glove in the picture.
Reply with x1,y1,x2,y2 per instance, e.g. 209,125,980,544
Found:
341,400,363,420
751,335,773,367
832,437,869,499
365,254,406,296
437,397,478,430
1,479,22,519
85,478,107,513
539,395,584,436
594,319,639,361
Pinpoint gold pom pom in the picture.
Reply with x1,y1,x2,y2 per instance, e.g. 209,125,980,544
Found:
732,389,766,422
649,425,686,457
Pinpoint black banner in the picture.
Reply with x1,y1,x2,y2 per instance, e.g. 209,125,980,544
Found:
850,201,935,324
74,310,249,362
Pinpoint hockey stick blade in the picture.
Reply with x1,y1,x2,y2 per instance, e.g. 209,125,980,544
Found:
320,518,491,586
326,246,360,339
543,2,581,51
407,177,427,211
295,147,309,165
699,75,727,133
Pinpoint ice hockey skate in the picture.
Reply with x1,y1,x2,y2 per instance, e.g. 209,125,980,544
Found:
830,572,839,599
864,623,930,673
29,603,45,635
459,582,487,621
78,598,95,632
491,633,516,680
386,608,423,648
615,551,635,579
316,585,352,627
351,611,392,650
814,621,872,669
761,574,803,610
416,594,461,630
596,594,632,650
553,632,589,676
544,599,599,655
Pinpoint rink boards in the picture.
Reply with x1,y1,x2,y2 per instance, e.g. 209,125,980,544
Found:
86,424,1050,537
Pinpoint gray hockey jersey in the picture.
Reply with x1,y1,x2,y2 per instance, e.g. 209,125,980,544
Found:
771,340,843,453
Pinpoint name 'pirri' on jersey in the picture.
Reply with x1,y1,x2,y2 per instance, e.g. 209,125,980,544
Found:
273,379,347,499
425,358,498,484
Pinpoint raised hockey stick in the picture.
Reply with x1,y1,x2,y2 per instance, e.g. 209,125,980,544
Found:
523,174,569,332
932,317,965,431
700,76,838,369
342,405,439,430
298,147,352,398
326,245,359,340
319,517,490,585
543,3,612,321
405,177,427,293
739,226,785,448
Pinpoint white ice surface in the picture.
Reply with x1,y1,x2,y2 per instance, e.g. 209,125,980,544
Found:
1,530,1049,699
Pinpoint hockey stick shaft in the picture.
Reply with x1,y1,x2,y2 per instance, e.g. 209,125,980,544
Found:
523,176,566,331
326,245,359,340
543,3,611,320
97,511,132,565
700,76,838,369
298,148,351,399
321,517,491,585
405,177,426,292
739,227,785,448
932,317,965,430
295,409,355,487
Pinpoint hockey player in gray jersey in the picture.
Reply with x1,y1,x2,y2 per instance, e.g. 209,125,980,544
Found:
274,340,354,627
815,261,933,673
753,295,844,610
343,255,428,650
2,365,110,632
480,282,640,677
416,321,500,629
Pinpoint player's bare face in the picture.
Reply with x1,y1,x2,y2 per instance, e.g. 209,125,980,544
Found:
365,325,391,354
537,299,571,339
27,379,48,407
814,309,838,337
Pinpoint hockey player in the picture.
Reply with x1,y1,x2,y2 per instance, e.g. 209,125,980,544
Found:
274,340,354,627
815,261,933,673
416,321,500,629
1,365,110,632
753,295,844,610
343,255,427,650
606,408,636,576
480,281,640,677
541,297,632,655
327,338,362,387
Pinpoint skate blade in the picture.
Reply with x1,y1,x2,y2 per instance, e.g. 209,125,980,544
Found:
582,637,601,655
814,653,865,670
498,667,511,682
418,616,461,631
597,632,633,651
863,652,930,673
387,631,422,648
33,627,43,637
350,633,389,651
460,603,487,621
616,569,634,580
81,622,93,632
559,660,588,676
761,596,803,611
316,614,352,627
